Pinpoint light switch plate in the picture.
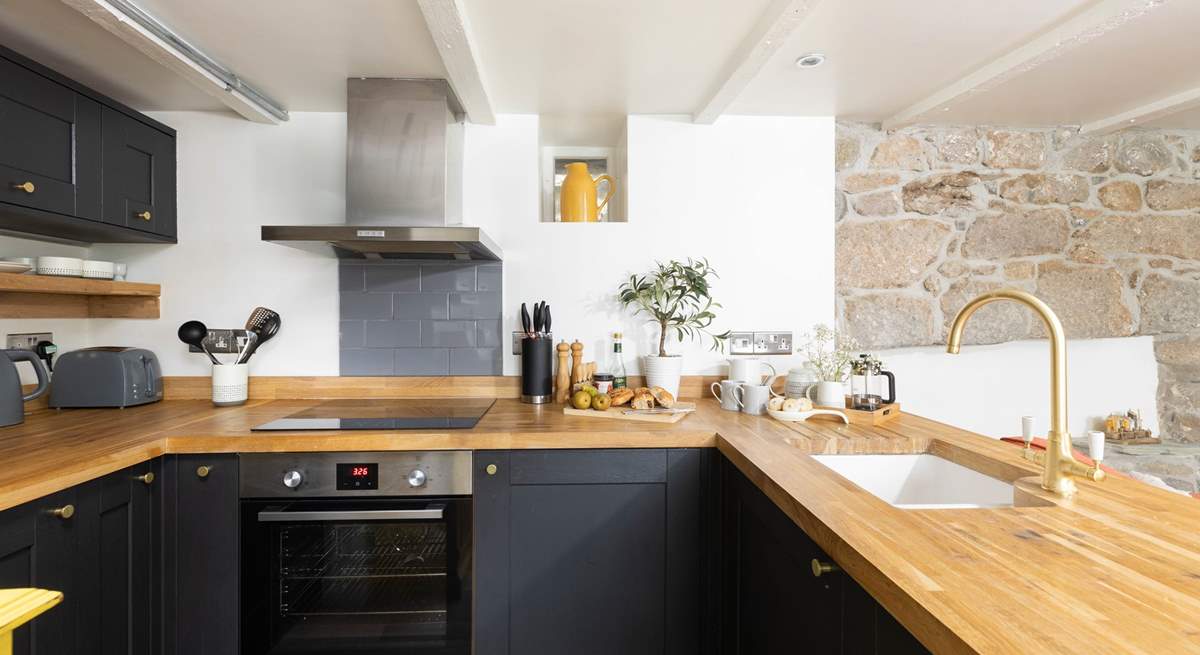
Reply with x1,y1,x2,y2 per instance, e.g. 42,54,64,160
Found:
188,329,250,354
7,332,53,351
729,331,792,355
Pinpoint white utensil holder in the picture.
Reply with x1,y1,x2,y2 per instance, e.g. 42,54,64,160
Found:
212,363,249,406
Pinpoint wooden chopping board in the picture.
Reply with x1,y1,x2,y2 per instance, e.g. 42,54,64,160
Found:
563,402,696,423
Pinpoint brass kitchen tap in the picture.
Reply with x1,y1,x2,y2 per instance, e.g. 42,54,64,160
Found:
946,289,1104,497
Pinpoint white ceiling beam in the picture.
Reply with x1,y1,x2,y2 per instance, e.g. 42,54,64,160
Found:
61,0,284,124
693,0,823,124
418,0,496,125
881,0,1169,131
1081,85,1200,134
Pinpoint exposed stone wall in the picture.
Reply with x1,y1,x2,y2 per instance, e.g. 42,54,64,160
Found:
835,123,1200,446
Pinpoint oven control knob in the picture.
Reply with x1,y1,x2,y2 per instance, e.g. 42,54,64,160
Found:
407,469,427,488
283,470,304,489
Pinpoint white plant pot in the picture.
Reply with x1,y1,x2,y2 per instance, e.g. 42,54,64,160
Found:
643,355,684,398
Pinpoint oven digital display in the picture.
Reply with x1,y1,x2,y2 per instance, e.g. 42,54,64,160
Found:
336,463,379,490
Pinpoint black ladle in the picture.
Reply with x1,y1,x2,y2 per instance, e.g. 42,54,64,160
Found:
178,320,221,365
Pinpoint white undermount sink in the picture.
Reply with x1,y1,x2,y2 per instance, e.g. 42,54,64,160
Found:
810,454,1014,509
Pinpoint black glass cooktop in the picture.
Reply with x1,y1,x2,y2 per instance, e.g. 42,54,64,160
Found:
251,398,495,431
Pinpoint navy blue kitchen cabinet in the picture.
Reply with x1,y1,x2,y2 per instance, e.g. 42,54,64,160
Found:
0,459,161,655
474,448,716,655
0,44,176,244
720,456,929,655
160,454,240,655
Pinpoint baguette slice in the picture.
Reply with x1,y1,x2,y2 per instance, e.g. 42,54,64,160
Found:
631,389,656,410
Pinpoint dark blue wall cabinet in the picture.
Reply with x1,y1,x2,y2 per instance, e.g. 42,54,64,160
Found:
0,44,176,244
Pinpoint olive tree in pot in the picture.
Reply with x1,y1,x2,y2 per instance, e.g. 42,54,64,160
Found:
618,258,730,398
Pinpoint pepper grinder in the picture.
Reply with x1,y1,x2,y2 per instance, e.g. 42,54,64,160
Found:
555,341,571,403
570,341,584,385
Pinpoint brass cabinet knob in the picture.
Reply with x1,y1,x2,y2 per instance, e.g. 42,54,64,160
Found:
135,472,155,485
485,464,498,476
811,559,840,578
196,465,211,478
12,181,35,193
51,504,75,520
135,211,152,221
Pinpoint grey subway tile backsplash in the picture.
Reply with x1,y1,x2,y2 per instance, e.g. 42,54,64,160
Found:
421,264,476,292
394,293,450,320
365,265,420,293
476,265,501,292
449,292,501,319
450,348,502,375
340,321,365,348
340,349,395,376
395,348,450,375
365,320,421,348
340,293,392,320
421,320,476,347
340,261,502,376
475,320,502,348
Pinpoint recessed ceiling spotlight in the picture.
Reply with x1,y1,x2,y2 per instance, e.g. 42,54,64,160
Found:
794,53,826,69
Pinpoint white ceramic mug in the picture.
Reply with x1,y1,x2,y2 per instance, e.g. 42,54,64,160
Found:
806,380,845,408
729,358,778,386
737,383,773,416
711,380,742,412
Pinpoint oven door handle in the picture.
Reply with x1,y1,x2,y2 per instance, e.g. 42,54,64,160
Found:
256,503,445,523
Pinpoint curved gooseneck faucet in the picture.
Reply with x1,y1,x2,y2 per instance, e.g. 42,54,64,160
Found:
946,288,1103,496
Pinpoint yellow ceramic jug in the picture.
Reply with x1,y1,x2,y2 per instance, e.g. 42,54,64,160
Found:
559,162,615,222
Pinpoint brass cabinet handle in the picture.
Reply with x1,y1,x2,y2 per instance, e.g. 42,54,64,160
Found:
135,211,152,221
811,559,840,578
135,472,155,485
485,464,498,476
12,181,35,194
196,465,211,478
51,504,75,520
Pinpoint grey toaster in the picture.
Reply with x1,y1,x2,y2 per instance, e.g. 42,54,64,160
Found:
49,347,163,408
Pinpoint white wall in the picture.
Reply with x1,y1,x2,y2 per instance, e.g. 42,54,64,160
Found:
88,111,343,376
465,114,836,375
875,336,1160,440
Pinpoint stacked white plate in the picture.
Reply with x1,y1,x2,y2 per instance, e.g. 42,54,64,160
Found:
0,257,33,274
82,260,115,279
36,256,85,277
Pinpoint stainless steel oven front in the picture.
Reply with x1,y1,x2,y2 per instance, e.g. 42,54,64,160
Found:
239,452,472,655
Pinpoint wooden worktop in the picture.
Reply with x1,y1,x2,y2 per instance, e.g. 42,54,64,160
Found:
3,398,1200,654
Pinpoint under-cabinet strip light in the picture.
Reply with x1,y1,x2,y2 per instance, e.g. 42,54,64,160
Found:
103,0,289,122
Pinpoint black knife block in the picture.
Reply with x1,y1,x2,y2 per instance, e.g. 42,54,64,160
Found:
520,337,553,404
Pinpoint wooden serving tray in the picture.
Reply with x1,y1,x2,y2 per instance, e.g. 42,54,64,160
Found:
814,399,901,426
563,402,697,424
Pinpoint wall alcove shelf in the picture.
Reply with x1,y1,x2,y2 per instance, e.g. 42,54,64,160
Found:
0,272,161,319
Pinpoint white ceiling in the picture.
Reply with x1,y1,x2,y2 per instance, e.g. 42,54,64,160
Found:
2,0,1199,131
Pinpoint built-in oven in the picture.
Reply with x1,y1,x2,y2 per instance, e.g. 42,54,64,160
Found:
240,452,472,655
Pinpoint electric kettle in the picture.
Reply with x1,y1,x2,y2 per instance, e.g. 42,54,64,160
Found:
0,349,49,427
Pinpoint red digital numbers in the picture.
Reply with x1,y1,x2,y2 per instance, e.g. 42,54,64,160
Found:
351,466,369,477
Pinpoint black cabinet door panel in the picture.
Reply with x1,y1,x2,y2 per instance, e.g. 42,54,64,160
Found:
102,106,175,237
475,448,709,655
0,56,87,216
0,502,36,655
509,482,666,655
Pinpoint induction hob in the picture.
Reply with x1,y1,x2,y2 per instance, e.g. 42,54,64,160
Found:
251,398,495,431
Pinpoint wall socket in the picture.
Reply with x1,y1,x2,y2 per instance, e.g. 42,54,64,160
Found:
7,332,53,351
728,331,792,355
188,329,250,354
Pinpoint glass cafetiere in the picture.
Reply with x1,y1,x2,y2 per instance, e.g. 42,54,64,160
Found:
849,354,896,411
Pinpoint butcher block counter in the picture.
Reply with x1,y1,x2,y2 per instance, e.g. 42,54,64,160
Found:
3,397,1200,654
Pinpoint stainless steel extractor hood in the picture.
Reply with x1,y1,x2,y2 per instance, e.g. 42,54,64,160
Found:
261,79,501,261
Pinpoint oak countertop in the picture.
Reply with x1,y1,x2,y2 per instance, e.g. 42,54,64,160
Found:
4,398,1199,654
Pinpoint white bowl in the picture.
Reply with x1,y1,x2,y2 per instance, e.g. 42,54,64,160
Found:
36,256,84,277
82,260,115,279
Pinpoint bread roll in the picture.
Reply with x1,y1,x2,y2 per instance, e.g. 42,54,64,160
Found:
631,389,655,410
609,388,635,406
649,386,676,408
